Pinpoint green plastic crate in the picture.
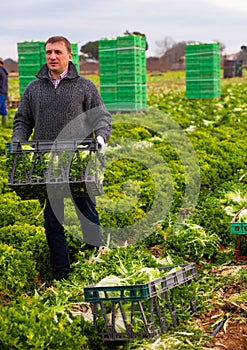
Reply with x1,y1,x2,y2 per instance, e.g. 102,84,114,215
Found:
17,41,45,53
140,36,146,49
117,35,142,48
186,70,220,79
100,75,118,85
118,95,142,103
18,52,44,65
117,47,142,57
101,92,118,104
117,59,142,70
186,90,221,99
104,102,119,111
71,43,78,54
99,50,117,58
83,264,197,341
141,84,147,100
99,38,117,51
100,85,118,93
230,222,247,234
99,56,117,68
117,72,142,84
84,264,197,302
19,75,37,95
99,65,118,75
118,101,143,111
100,85,118,104
18,64,42,76
117,63,142,74
185,42,220,54
186,80,221,99
118,85,143,102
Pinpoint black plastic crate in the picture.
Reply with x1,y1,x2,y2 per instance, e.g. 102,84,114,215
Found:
6,139,104,199
84,264,197,341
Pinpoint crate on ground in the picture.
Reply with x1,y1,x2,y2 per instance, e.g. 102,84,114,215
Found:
234,235,247,262
84,264,197,341
230,207,247,262
230,222,247,234
230,207,247,235
6,139,104,200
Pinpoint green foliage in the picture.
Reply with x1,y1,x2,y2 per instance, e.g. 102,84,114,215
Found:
0,243,38,298
166,222,221,262
0,296,94,349
80,40,99,60
71,245,161,287
0,193,43,226
0,223,51,279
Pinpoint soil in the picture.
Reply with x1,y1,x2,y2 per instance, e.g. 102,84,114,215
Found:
196,265,247,350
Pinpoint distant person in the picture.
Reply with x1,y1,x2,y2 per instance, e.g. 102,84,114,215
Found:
0,57,8,125
12,36,112,281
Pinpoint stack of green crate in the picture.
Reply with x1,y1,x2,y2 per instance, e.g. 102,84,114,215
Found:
18,41,46,96
99,34,146,111
185,42,221,99
98,38,118,110
117,35,146,111
18,41,80,97
71,43,80,74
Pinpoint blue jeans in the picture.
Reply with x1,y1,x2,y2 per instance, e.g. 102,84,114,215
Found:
44,196,102,276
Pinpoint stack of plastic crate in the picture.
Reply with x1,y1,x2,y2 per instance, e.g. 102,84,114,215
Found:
185,42,221,99
117,35,146,111
71,43,80,74
98,39,118,110
18,41,80,97
99,34,146,112
18,41,46,96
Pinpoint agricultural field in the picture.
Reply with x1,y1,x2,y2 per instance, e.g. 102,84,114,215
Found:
0,72,247,349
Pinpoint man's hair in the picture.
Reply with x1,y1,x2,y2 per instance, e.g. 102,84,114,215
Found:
45,36,72,53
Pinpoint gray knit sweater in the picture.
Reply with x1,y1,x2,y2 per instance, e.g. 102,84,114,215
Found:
12,62,112,142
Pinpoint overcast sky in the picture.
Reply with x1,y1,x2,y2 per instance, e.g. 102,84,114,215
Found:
1,0,247,60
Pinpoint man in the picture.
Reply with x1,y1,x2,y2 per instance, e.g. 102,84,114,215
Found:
0,57,8,125
12,36,112,280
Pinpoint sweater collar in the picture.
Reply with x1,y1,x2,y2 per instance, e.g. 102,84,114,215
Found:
36,61,79,80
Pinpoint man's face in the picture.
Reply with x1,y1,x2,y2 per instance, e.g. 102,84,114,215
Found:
45,41,72,76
